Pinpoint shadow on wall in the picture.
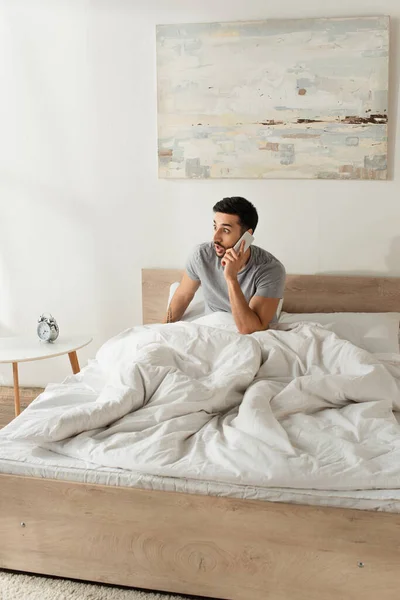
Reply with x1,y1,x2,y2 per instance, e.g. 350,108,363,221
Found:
317,236,400,278
0,323,12,336
0,167,93,326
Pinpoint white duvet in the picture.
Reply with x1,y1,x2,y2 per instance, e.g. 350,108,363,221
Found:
2,315,400,491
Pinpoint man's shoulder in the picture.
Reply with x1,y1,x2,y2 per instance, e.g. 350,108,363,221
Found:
189,242,214,261
251,245,285,273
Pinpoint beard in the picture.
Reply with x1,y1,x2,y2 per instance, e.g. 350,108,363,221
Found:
214,243,226,258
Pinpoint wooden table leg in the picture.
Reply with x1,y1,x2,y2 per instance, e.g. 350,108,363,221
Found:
68,351,80,374
12,362,21,417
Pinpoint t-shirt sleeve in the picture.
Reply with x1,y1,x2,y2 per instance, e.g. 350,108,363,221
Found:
254,261,286,299
185,245,201,281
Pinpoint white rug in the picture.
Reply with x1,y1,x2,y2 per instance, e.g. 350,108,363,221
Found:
0,570,204,600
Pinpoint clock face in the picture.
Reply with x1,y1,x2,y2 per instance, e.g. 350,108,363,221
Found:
38,321,51,340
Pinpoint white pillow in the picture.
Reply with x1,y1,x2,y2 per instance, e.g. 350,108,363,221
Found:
277,298,284,319
193,312,238,331
167,282,205,321
279,312,400,355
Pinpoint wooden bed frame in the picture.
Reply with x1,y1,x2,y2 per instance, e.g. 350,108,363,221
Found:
1,271,400,600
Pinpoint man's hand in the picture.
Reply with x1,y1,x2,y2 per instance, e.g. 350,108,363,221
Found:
221,240,246,281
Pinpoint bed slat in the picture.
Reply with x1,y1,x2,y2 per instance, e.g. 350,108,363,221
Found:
1,473,400,600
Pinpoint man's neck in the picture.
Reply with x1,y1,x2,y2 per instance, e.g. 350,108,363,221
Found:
239,247,251,272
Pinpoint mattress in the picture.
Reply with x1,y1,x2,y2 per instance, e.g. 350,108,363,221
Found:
2,436,400,513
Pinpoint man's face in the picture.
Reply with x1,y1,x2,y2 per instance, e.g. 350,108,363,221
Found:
213,212,243,258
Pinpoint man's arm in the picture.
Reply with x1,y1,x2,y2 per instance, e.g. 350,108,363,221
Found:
223,242,283,334
163,272,201,323
226,279,279,334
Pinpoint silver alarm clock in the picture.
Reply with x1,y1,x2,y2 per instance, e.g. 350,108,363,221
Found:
37,313,59,342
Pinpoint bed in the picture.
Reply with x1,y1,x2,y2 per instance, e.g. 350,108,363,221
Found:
1,270,400,600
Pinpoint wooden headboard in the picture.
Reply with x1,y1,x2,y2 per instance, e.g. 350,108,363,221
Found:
142,269,400,325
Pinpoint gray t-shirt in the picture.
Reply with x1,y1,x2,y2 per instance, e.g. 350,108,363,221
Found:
186,242,286,323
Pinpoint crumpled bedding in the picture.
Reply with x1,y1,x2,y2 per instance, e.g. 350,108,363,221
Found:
2,315,400,491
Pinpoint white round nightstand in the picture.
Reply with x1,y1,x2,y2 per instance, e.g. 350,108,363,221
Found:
0,335,92,417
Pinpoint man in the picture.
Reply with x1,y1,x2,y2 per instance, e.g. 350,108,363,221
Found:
164,197,286,334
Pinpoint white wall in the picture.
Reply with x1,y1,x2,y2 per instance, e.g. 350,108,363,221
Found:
0,0,399,386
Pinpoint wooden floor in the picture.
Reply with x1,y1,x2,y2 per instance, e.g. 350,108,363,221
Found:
0,387,43,429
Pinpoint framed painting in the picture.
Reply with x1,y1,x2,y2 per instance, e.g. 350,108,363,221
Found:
156,16,389,179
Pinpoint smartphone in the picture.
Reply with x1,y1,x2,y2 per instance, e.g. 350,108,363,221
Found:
233,231,254,254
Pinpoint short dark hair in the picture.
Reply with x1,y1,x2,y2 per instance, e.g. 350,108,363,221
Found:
213,197,258,232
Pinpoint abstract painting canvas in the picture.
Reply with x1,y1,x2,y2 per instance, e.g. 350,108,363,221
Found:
156,16,388,179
